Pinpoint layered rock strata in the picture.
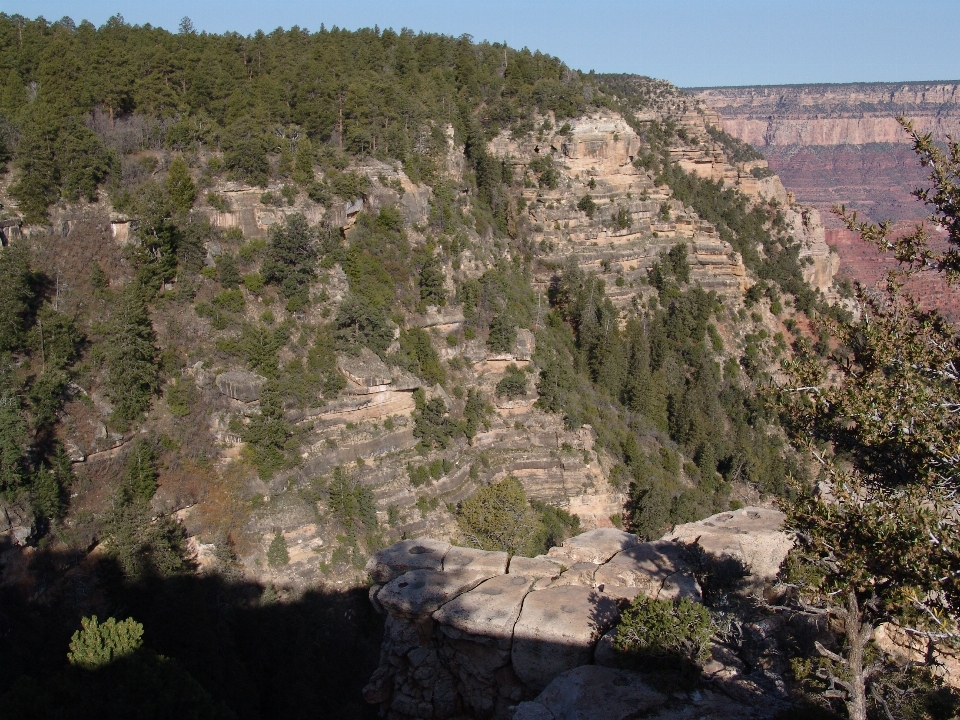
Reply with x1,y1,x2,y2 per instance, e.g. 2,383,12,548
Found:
363,507,791,719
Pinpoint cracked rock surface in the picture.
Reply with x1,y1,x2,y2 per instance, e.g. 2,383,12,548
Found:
362,507,792,719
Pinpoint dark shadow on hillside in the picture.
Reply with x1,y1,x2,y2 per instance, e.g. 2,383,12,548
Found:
0,536,383,720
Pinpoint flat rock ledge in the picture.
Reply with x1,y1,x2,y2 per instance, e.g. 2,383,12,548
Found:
363,507,792,719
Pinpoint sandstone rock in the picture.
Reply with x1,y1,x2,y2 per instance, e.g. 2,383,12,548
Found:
875,622,960,688
378,568,497,619
512,665,666,720
594,540,701,602
364,538,451,584
545,528,640,565
514,664,781,720
512,585,620,692
508,555,563,579
338,348,393,391
663,507,791,586
550,562,600,588
365,510,788,718
442,545,508,576
215,370,266,402
514,328,535,361
433,573,535,643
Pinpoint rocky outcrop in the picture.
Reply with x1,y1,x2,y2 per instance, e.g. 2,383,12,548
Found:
215,370,266,403
363,507,791,719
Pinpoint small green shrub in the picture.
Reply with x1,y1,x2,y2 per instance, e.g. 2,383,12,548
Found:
613,596,712,673
213,288,245,312
68,616,144,669
267,530,289,567
243,272,265,294
495,363,528,399
577,194,596,218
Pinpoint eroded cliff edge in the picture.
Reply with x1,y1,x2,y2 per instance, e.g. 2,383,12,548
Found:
363,507,795,720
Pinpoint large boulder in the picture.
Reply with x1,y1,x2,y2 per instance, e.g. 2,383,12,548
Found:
365,538,450,584
594,540,701,602
663,507,792,587
215,370,266,402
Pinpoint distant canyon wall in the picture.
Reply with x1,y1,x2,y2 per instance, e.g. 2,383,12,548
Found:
692,81,960,225
694,82,960,147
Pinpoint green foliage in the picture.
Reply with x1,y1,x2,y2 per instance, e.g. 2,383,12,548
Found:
224,137,268,186
238,378,296,477
165,155,197,214
342,209,411,312
262,214,317,304
0,246,36,353
460,387,487,441
613,596,713,673
456,477,539,556
329,171,370,200
68,616,144,669
412,394,454,450
705,124,764,163
407,458,453,487
334,293,394,355
486,313,517,353
267,531,290,568
216,253,240,289
495,363,528,399
327,466,377,532
10,107,114,222
395,328,446,385
0,386,28,496
613,204,632,230
577,194,597,218
104,286,159,427
529,499,581,555
529,154,559,189
417,251,447,307
123,438,158,503
102,490,188,578
307,326,347,398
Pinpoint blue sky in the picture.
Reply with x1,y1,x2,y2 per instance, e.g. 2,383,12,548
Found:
8,0,960,87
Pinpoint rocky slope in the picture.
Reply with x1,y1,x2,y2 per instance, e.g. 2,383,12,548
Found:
1,100,837,599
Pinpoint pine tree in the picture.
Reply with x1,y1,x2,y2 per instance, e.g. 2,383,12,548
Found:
68,616,144,669
105,287,159,428
267,530,289,567
165,155,197,214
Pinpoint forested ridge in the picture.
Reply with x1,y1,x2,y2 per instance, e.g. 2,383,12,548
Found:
0,13,957,720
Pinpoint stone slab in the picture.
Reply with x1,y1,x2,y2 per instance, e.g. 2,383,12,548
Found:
663,507,792,584
443,545,509,576
364,538,451,584
509,555,563,579
512,586,620,692
594,540,701,602
379,568,497,619
545,528,640,565
433,573,536,645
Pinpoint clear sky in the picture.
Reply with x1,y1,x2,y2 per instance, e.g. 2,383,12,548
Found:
8,0,960,87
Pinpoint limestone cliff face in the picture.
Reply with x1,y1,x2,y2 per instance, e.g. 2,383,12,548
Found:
694,82,960,147
690,82,956,227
